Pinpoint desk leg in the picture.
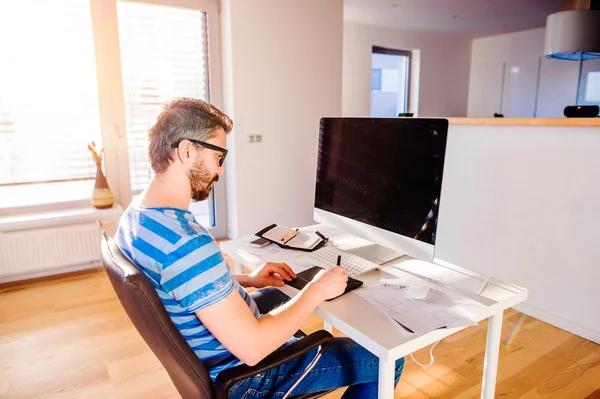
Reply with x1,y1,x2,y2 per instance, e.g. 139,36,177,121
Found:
481,311,503,399
323,321,333,334
378,358,395,399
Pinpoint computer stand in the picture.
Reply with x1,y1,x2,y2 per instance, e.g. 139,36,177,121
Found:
344,243,406,266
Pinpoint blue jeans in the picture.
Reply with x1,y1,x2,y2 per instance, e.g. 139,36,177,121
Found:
227,288,404,399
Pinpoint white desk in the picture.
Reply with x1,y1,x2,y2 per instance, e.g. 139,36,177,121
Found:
221,224,527,399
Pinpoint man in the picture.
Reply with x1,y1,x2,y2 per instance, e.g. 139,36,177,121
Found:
115,98,404,398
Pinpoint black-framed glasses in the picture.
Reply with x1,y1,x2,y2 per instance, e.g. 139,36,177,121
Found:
172,139,228,167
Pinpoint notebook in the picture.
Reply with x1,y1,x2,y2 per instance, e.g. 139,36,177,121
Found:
255,224,327,252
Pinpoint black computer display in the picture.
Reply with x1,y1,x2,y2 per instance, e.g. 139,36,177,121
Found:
314,118,448,245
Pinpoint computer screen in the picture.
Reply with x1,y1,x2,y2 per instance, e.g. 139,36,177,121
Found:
314,118,448,245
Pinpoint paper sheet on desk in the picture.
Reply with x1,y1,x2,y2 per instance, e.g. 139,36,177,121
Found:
381,277,485,323
240,243,305,263
354,279,481,334
391,259,490,295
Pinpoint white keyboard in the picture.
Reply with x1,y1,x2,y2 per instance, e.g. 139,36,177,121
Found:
308,246,379,278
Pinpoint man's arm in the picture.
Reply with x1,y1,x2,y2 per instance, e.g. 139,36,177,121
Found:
234,274,254,288
234,262,295,289
196,266,347,366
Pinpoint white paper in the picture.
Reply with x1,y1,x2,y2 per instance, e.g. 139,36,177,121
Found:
241,243,305,263
286,232,321,249
354,280,481,334
350,290,418,336
390,258,490,295
313,226,347,241
262,226,294,242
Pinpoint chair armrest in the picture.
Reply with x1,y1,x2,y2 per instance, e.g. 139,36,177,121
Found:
213,330,334,398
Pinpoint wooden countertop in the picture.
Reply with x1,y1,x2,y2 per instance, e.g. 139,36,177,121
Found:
446,118,600,127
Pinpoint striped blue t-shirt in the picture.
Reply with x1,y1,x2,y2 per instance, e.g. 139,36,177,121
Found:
115,203,260,380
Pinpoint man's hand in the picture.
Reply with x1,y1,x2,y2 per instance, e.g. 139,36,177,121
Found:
248,262,296,288
305,266,348,302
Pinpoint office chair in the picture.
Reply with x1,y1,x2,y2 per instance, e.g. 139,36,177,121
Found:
100,232,335,399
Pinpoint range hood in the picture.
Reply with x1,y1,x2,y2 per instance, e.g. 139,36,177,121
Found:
544,0,600,60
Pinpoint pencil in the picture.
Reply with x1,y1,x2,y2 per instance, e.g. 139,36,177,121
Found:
281,229,298,242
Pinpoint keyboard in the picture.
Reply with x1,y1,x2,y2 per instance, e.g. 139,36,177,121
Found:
307,246,379,278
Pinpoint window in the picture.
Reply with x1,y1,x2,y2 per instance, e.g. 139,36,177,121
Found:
0,0,226,236
584,71,600,103
0,0,102,188
576,60,600,107
370,46,411,117
116,1,209,192
371,69,382,91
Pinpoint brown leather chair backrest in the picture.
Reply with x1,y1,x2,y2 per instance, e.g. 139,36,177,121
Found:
100,233,214,399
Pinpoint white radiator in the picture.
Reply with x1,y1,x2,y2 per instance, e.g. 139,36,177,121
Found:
0,222,102,281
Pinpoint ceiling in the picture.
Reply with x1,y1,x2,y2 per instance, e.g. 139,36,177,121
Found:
344,0,564,37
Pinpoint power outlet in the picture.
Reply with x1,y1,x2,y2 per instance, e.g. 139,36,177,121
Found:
248,135,262,143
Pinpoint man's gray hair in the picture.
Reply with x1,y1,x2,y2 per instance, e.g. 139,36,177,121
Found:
148,97,233,174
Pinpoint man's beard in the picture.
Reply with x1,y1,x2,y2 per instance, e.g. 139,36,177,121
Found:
187,159,219,202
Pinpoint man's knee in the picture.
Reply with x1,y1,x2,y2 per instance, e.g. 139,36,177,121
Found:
394,357,405,380
395,357,405,369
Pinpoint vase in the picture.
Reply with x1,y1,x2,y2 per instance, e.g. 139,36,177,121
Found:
92,162,114,209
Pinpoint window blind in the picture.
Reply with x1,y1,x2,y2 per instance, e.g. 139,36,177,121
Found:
116,1,209,191
0,0,102,186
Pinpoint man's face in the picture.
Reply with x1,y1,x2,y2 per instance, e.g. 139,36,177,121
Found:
187,158,218,202
187,127,226,202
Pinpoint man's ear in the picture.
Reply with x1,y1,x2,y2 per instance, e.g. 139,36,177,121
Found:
175,140,194,165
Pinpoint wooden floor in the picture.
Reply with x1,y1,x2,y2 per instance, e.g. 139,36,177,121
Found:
1,259,599,398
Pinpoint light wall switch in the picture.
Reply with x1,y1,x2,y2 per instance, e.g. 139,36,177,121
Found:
248,135,255,143
255,134,262,143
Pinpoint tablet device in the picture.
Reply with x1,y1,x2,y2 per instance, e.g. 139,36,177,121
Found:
284,266,363,301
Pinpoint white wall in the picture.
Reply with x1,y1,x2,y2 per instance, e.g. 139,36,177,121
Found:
468,28,556,117
436,123,600,343
467,27,598,117
343,22,472,117
221,0,343,238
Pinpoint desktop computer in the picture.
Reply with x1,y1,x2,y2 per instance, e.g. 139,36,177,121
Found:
313,117,449,265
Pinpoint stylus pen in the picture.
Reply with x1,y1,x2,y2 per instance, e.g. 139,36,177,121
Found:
336,255,341,266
